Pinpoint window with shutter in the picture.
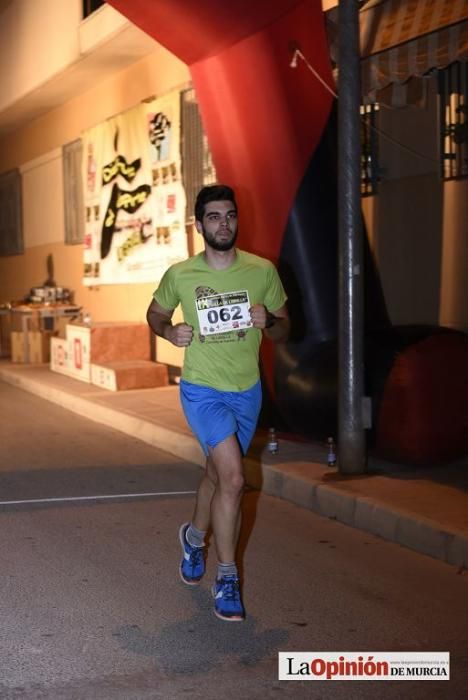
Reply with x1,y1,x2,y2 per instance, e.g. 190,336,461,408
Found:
63,139,85,245
439,61,468,181
361,103,380,196
0,169,23,257
181,88,217,223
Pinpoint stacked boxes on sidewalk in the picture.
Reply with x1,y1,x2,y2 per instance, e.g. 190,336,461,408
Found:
50,322,168,391
10,309,76,364
12,330,55,363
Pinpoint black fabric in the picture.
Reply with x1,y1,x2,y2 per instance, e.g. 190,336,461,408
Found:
264,106,389,438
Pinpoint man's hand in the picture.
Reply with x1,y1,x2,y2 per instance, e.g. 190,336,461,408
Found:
249,303,290,341
146,300,193,347
249,304,268,329
165,322,193,347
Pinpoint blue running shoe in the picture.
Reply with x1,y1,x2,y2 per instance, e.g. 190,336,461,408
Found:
212,575,245,621
179,523,205,585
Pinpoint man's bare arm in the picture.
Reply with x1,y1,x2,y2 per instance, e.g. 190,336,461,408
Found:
146,299,193,347
249,304,290,342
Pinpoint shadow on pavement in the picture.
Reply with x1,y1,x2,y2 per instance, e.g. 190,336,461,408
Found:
114,584,289,674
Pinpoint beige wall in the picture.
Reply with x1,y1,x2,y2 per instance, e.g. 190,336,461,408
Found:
379,84,439,182
0,47,190,174
0,0,82,113
0,241,153,320
364,174,468,332
0,45,191,366
20,149,64,248
372,173,443,326
362,76,468,332
0,0,142,116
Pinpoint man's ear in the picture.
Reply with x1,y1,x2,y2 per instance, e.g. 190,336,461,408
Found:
195,221,203,234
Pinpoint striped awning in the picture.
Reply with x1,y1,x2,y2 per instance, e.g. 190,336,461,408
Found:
361,0,468,95
327,0,468,97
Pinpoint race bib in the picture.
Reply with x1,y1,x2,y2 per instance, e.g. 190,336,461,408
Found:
196,290,252,335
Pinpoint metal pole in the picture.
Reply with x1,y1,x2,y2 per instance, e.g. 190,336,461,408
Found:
337,0,366,474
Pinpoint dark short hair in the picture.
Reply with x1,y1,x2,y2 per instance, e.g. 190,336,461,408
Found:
194,185,237,223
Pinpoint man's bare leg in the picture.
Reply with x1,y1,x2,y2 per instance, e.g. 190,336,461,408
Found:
179,457,217,585
192,455,217,532
207,434,245,621
208,434,244,564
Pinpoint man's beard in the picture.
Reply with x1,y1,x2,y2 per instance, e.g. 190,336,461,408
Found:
201,226,238,251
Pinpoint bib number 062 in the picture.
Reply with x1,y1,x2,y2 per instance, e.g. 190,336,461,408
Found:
206,305,242,324
196,289,251,335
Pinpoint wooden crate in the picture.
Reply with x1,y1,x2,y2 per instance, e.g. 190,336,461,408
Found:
67,322,151,363
11,330,54,363
91,361,169,391
10,332,26,363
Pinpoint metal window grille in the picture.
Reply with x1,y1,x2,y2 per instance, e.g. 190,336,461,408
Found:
361,103,379,196
63,139,85,245
0,169,23,256
438,62,468,181
181,88,217,223
82,0,105,19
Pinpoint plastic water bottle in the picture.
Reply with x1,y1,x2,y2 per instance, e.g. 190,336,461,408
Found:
327,437,337,467
267,427,279,455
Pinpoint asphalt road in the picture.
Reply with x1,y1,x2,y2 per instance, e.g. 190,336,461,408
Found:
1,382,467,699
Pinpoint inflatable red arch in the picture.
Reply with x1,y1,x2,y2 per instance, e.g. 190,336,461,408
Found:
107,0,334,400
107,0,468,464
106,0,333,265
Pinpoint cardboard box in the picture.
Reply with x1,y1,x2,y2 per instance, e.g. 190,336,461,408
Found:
91,363,117,391
65,324,91,382
49,322,151,384
50,336,69,375
91,361,169,391
28,331,54,363
10,331,26,363
66,322,151,363
10,330,53,363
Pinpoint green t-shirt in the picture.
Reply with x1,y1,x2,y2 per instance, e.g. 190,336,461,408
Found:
153,249,287,391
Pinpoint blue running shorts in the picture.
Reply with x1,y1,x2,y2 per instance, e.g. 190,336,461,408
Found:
179,380,262,456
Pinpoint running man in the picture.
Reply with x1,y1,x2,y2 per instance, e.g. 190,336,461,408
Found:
147,184,289,621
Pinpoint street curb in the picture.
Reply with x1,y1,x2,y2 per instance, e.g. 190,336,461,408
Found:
1,366,467,568
247,459,468,567
0,367,205,468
